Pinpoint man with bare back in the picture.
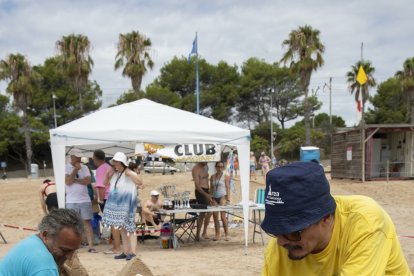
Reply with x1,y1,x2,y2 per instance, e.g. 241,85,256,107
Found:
192,162,213,241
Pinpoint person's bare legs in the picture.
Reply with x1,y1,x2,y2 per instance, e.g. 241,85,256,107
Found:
196,213,206,241
120,229,132,255
83,220,94,250
220,211,229,241
212,211,220,241
202,212,212,239
130,232,137,255
111,227,121,252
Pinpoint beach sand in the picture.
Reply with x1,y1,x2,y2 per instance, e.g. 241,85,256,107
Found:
0,172,413,275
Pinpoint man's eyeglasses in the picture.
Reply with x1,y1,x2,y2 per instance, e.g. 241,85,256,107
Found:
265,229,304,241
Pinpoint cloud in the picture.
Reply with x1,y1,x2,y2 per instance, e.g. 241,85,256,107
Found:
1,0,414,127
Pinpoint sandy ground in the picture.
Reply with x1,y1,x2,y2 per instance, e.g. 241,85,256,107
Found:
0,172,413,275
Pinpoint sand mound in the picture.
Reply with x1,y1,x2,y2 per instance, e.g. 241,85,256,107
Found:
116,257,154,276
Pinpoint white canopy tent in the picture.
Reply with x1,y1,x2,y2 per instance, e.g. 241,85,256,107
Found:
49,99,252,248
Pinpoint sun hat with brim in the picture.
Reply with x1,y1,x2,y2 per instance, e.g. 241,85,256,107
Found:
150,190,160,196
261,161,336,236
110,152,128,167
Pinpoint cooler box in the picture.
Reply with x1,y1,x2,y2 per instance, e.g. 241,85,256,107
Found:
300,146,320,162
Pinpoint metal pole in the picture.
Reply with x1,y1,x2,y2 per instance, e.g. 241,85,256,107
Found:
195,32,199,114
270,89,274,160
329,77,332,125
361,42,365,182
52,93,57,128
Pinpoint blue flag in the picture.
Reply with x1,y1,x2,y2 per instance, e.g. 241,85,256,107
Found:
188,35,197,64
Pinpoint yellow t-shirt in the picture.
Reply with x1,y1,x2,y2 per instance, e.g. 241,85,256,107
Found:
262,195,412,276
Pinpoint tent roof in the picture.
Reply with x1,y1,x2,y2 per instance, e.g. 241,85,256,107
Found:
50,99,250,156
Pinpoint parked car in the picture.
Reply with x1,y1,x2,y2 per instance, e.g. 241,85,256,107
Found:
144,164,180,175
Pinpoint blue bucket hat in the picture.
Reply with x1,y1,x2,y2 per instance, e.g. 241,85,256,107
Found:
261,161,336,236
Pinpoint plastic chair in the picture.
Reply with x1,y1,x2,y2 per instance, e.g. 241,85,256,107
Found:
252,188,265,245
173,212,198,244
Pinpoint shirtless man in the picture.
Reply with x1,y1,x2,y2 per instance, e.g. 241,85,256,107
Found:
142,190,163,227
192,162,213,240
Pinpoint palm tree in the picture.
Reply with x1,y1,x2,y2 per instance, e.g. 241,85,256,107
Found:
346,60,376,119
280,25,325,145
0,53,37,175
115,31,154,93
56,34,93,113
395,57,414,123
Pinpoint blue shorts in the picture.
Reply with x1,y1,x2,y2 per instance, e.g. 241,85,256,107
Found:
250,164,256,172
66,202,93,220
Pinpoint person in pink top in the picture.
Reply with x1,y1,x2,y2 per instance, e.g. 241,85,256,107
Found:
93,150,112,211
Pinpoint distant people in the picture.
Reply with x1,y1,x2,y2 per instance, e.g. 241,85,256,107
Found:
65,153,95,253
261,162,411,275
250,152,257,180
210,161,230,241
39,179,58,215
142,190,163,227
259,152,272,176
192,162,213,240
233,153,239,176
102,152,144,261
0,209,83,275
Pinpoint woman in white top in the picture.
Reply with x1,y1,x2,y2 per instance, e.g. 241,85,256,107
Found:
209,161,230,241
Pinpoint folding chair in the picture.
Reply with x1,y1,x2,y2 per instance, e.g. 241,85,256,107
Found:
252,188,265,245
173,212,198,244
0,231,6,244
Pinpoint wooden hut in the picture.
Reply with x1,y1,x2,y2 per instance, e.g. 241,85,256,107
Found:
331,124,414,180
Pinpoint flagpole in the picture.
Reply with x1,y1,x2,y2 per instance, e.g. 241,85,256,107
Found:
360,42,365,183
195,32,200,114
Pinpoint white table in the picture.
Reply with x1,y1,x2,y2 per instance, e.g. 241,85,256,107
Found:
159,204,265,248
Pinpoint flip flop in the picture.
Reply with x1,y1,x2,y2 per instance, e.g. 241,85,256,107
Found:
104,250,118,254
88,248,97,253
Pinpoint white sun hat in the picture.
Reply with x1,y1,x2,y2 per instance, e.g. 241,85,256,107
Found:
110,152,128,167
150,190,160,196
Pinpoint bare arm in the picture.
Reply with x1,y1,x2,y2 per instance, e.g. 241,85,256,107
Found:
225,175,231,202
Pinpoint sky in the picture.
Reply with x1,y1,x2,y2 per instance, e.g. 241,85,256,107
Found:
1,0,413,127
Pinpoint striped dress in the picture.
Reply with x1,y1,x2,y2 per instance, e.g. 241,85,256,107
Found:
102,170,137,233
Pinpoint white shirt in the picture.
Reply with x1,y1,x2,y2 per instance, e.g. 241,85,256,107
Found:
65,163,91,203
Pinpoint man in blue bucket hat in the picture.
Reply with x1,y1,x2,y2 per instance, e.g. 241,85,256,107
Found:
261,161,411,275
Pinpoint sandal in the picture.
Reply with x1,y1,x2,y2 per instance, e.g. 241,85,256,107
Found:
88,248,97,253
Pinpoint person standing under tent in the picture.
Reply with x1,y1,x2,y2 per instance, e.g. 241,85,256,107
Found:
192,162,213,240
210,161,230,241
65,153,96,253
102,152,144,261
92,149,122,254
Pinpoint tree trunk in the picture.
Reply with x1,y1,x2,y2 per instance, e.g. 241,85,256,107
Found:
132,75,142,94
303,87,311,146
22,112,32,177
